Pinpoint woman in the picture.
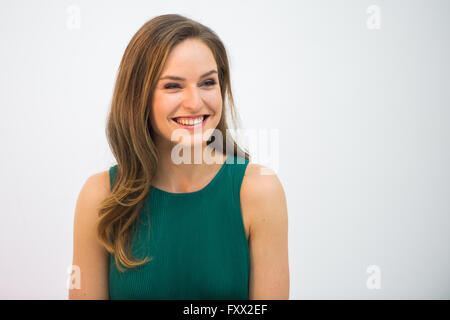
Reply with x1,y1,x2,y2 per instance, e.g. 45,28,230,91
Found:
69,14,289,300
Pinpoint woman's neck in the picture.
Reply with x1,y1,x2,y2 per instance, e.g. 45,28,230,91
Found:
151,142,227,193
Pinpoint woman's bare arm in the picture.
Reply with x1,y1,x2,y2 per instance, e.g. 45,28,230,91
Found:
241,164,290,300
68,171,111,300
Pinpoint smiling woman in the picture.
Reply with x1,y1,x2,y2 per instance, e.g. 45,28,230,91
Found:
69,13,289,300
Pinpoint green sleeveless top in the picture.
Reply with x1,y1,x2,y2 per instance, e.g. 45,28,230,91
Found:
108,155,250,299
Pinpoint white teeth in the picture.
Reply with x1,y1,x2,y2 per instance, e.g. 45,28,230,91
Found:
175,116,204,126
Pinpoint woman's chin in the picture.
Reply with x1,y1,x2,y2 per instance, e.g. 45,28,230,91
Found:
171,139,207,148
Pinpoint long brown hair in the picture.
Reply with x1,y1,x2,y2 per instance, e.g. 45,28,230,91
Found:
97,14,250,273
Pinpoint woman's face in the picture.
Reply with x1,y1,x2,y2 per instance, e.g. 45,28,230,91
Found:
150,38,222,149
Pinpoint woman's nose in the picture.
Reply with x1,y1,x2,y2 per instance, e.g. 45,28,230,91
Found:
180,85,203,111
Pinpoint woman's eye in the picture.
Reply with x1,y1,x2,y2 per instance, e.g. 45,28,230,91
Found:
203,79,216,87
164,83,180,89
164,79,216,90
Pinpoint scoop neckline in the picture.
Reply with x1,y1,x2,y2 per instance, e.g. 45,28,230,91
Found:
150,155,231,196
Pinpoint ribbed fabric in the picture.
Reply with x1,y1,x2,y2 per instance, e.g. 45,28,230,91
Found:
108,155,250,300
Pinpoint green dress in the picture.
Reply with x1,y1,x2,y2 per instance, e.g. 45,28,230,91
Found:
108,155,250,299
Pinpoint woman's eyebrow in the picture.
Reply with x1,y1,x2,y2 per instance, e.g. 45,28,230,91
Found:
159,70,217,81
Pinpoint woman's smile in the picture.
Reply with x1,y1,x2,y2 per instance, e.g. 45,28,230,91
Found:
171,114,210,130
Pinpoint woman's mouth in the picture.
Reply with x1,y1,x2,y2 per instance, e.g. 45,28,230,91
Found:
171,114,210,129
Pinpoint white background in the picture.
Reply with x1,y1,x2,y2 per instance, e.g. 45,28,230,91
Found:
0,0,449,299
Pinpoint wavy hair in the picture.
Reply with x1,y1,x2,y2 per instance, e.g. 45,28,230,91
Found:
97,14,250,272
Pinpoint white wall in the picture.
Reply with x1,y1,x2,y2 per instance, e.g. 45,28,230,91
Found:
0,0,449,299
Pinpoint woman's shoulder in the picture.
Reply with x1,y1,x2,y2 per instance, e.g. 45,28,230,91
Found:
239,162,287,239
240,163,286,214
242,163,284,196
82,169,111,198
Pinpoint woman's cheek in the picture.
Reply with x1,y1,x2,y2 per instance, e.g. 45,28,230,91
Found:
203,90,222,110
